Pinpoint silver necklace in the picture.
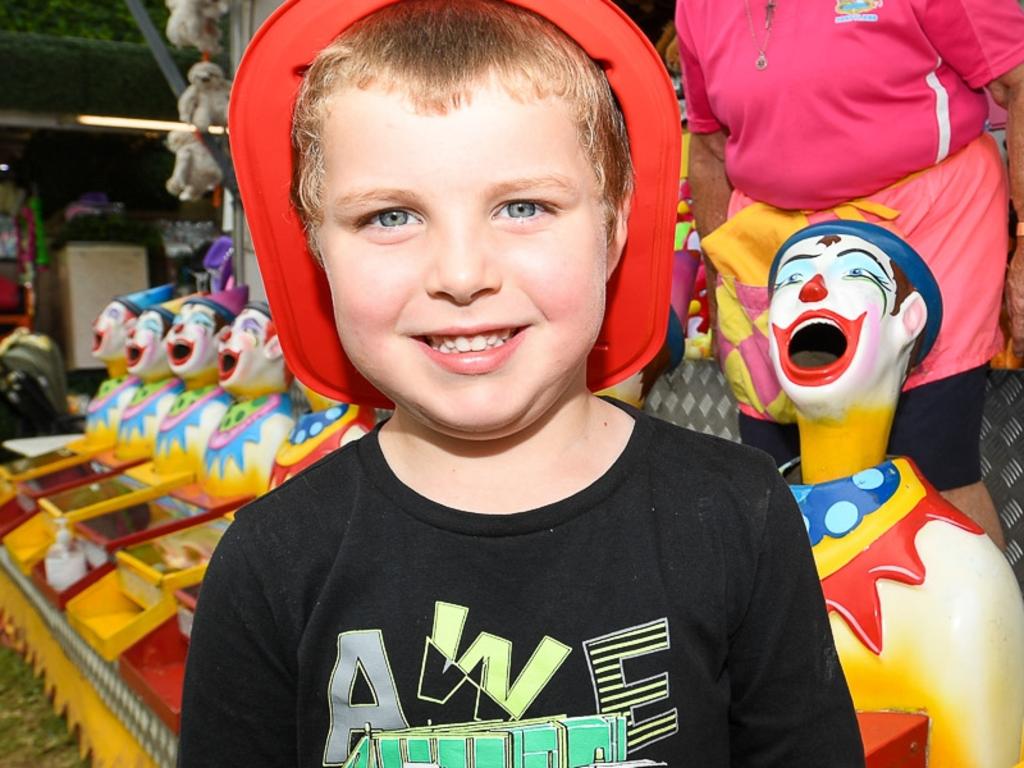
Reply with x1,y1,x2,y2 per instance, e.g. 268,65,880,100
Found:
744,0,777,70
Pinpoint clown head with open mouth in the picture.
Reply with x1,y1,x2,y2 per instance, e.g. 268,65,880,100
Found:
125,297,192,383
767,221,941,483
167,287,249,388
92,285,175,376
217,302,290,399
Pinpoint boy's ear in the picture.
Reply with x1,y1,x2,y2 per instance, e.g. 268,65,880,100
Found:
606,199,631,279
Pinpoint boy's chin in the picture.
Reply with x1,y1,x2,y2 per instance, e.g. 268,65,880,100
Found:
389,387,581,444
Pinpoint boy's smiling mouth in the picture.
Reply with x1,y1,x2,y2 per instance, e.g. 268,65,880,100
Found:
424,328,519,354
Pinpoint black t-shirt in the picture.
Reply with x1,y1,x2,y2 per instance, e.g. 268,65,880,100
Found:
178,406,864,767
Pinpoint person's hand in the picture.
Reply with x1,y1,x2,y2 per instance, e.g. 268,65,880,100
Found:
1006,241,1024,357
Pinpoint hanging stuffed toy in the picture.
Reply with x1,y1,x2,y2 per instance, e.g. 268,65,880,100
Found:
165,0,230,55
178,61,231,131
166,131,222,201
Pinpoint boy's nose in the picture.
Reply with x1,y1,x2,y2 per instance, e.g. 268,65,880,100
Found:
424,227,501,305
798,274,829,303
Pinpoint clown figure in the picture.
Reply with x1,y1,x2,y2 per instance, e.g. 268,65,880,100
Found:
84,285,175,450
199,302,294,499
115,296,193,461
152,287,248,476
768,221,1024,768
268,382,375,489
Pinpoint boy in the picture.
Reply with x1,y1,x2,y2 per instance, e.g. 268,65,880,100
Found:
179,1,864,765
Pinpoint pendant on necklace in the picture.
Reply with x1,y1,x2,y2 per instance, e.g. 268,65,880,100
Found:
756,52,768,70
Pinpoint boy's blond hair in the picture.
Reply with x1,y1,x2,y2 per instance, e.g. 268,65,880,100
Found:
291,0,634,258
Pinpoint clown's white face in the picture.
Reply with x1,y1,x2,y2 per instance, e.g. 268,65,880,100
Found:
768,232,927,419
217,308,287,398
92,300,137,363
125,309,174,381
166,302,224,383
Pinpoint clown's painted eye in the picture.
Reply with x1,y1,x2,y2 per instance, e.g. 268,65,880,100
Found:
774,262,812,290
836,250,893,289
188,314,216,331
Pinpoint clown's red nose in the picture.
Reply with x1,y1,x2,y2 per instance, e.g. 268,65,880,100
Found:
798,274,828,302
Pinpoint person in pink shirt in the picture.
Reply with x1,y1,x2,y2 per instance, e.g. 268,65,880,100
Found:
676,0,1024,548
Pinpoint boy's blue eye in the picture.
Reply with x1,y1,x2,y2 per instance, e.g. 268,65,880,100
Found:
374,210,412,227
504,202,539,219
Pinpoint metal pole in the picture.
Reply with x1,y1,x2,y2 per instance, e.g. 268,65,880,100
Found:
123,0,187,96
122,0,237,193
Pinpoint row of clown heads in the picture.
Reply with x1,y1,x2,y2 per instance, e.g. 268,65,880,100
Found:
9,220,1024,764
86,284,374,497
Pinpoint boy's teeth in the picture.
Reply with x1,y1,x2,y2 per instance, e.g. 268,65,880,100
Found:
429,330,514,353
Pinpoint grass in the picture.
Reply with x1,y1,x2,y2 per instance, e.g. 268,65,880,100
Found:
0,644,88,768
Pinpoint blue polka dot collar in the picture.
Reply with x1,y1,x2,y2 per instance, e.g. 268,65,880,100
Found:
289,404,349,446
787,460,901,546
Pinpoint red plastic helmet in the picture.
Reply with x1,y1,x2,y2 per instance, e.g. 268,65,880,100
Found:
230,0,680,407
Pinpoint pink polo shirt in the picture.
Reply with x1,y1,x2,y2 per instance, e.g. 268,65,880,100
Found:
675,0,1024,209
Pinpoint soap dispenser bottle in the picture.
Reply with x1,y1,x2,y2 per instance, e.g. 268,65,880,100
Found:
44,518,87,592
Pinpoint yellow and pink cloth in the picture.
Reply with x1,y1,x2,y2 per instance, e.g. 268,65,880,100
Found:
702,134,1008,423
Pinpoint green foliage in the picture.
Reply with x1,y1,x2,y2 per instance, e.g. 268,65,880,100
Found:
52,214,163,253
0,0,169,44
0,31,203,119
0,646,88,767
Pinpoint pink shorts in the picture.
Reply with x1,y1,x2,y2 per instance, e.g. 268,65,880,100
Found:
725,133,1008,419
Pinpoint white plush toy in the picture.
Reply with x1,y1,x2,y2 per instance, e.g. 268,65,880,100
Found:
166,0,229,55
178,61,231,131
166,130,223,201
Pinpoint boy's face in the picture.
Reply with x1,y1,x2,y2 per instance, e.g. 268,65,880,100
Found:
318,81,627,439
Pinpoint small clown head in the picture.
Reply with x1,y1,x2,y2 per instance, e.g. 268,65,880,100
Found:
217,302,289,397
767,221,941,419
92,284,174,363
166,287,248,382
126,300,185,381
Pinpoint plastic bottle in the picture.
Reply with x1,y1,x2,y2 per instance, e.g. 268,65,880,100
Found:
44,518,87,593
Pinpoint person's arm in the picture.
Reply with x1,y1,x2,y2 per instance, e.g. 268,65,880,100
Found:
990,62,1024,356
689,130,732,238
688,130,732,342
178,522,297,766
727,460,865,766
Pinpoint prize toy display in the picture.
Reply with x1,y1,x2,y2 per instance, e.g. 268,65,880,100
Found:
62,301,296,664
22,289,249,606
2,294,201,585
0,284,374,727
0,286,176,540
766,221,1024,768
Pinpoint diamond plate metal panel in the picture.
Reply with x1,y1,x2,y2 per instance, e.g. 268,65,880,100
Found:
649,363,1024,588
982,371,1024,585
645,360,739,441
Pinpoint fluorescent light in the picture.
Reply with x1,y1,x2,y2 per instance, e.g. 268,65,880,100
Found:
76,114,226,135
0,164,9,172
